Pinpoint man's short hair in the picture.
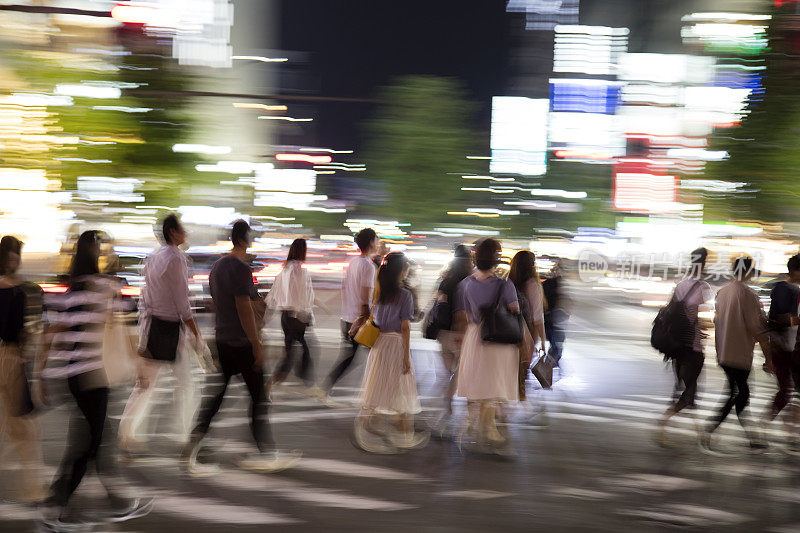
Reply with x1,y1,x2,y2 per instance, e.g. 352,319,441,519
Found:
690,247,708,266
788,254,800,273
162,214,181,245
231,219,252,247
354,228,377,253
732,256,754,279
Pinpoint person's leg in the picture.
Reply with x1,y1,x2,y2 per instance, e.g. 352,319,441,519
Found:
237,344,275,453
50,379,108,507
173,342,198,442
768,349,792,421
295,323,313,386
709,365,739,432
272,312,296,386
673,351,704,414
549,309,567,363
734,367,752,421
190,343,234,438
119,359,162,445
437,332,459,414
324,320,360,391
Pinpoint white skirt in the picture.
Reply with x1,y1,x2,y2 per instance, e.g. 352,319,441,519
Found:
360,332,421,415
456,323,519,403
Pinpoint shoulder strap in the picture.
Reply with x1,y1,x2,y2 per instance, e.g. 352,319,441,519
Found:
494,277,505,308
678,279,703,303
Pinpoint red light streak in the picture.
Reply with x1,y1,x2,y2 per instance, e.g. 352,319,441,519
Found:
41,283,68,294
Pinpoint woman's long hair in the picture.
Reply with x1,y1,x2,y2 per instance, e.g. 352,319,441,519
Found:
376,252,408,305
286,238,307,262
68,230,100,285
508,250,539,293
0,235,22,276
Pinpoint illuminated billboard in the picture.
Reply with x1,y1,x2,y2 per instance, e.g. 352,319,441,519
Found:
490,97,548,176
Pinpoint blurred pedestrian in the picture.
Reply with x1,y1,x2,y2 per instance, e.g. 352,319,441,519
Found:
119,214,205,454
267,238,323,395
0,236,46,502
701,256,770,452
322,228,378,400
431,245,472,433
542,260,569,366
760,253,800,442
656,247,713,445
36,231,152,526
454,238,520,452
354,252,427,452
372,240,389,269
182,220,300,473
508,250,546,402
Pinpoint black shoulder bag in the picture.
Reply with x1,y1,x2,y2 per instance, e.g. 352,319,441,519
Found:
480,278,523,345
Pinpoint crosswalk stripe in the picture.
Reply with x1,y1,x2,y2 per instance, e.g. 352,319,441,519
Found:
151,494,300,525
294,458,428,482
194,468,416,511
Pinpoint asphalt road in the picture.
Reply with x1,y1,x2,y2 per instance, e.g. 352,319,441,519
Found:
3,286,800,532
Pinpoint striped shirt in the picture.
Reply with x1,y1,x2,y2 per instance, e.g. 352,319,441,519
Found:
42,275,115,379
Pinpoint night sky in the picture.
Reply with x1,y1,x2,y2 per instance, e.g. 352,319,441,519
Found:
278,0,512,153
278,0,698,154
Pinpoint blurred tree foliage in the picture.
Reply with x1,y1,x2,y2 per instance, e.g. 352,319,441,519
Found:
704,7,800,223
361,76,480,227
2,27,225,211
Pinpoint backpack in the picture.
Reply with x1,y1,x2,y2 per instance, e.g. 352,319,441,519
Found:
651,281,703,359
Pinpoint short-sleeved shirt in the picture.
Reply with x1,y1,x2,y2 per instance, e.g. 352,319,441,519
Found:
210,255,257,344
43,275,115,379
372,288,414,333
769,280,800,351
674,277,713,352
455,275,518,325
341,255,376,323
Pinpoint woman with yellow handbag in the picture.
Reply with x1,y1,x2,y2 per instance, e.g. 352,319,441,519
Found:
354,252,427,453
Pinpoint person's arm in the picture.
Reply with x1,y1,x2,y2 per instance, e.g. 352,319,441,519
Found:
166,255,201,341
401,319,411,374
236,295,262,368
527,281,547,352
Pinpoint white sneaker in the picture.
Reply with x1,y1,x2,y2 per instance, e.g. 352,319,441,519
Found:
238,450,302,473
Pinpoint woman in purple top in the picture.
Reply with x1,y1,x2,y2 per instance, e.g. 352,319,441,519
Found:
356,252,426,453
454,238,520,449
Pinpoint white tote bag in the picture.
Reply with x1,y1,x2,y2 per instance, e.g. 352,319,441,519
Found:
102,283,137,387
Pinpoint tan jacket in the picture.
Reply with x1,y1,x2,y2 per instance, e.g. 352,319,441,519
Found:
714,280,766,370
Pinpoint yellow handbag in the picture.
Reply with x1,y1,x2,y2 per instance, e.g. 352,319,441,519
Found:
354,317,380,348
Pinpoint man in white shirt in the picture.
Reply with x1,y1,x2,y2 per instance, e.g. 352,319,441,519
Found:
322,228,378,397
657,247,713,444
119,214,204,453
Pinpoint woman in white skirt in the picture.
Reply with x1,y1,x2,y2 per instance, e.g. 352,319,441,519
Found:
454,238,520,447
356,252,426,452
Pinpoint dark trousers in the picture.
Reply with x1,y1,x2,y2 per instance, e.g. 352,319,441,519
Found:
671,350,704,413
51,376,121,507
324,320,360,390
769,348,800,419
274,311,313,385
545,309,567,362
710,364,751,431
193,341,274,452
